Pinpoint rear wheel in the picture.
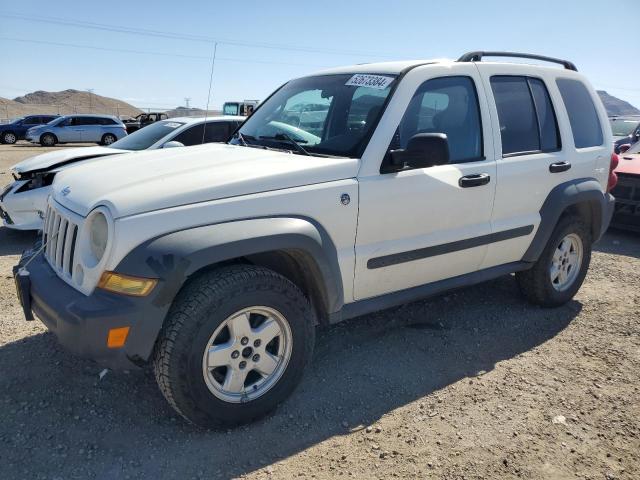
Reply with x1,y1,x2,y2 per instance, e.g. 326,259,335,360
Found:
40,133,56,147
101,133,117,145
516,215,592,307
154,265,316,427
2,131,17,144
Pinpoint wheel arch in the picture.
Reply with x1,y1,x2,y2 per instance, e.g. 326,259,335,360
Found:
115,217,344,325
522,178,612,263
40,132,58,145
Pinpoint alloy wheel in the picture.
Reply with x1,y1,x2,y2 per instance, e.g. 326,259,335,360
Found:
549,233,583,292
202,306,293,403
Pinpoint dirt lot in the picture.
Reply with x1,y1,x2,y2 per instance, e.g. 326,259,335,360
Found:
0,143,638,480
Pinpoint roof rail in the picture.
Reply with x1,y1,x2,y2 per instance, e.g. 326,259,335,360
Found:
458,51,577,71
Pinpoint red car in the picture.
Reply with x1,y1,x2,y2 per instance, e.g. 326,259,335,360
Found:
611,142,640,231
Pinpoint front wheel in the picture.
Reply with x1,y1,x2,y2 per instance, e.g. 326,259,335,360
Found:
154,265,316,427
516,215,592,307
40,133,56,147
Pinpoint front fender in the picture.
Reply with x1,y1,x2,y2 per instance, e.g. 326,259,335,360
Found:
115,217,343,313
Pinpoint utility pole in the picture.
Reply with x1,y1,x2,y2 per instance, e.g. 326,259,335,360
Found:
184,97,191,109
87,88,94,112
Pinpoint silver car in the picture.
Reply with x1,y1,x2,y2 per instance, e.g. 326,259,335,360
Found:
25,114,127,146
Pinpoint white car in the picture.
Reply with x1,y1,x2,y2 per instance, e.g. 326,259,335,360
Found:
16,51,615,428
0,116,244,230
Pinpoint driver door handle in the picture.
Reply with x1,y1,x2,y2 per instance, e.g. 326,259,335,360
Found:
459,173,490,188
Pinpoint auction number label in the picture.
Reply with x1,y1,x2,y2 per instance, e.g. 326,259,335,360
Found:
345,74,395,90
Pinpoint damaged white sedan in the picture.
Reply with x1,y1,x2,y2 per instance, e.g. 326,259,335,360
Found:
0,116,243,230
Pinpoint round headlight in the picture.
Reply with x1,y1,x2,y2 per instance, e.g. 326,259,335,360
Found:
89,211,108,262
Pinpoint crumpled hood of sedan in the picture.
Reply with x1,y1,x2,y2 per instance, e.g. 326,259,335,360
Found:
11,146,127,174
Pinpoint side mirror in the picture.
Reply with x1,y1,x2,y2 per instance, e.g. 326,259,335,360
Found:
389,133,450,170
162,141,184,149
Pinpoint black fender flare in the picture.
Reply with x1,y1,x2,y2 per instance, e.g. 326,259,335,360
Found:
115,217,344,314
522,178,614,263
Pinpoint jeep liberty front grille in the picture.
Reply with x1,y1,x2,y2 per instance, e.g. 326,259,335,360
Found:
43,200,80,280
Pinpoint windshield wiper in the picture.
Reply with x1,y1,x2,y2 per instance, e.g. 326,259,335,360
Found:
232,131,249,146
258,133,310,156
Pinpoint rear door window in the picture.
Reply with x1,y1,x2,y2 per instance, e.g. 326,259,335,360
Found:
529,79,560,151
556,78,603,148
490,76,560,156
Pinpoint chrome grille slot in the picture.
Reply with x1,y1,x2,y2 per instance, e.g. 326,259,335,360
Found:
43,199,83,284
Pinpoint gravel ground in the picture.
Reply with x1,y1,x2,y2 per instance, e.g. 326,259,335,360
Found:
0,144,638,480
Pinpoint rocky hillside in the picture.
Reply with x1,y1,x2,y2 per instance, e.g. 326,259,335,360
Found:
1,89,141,120
597,91,640,116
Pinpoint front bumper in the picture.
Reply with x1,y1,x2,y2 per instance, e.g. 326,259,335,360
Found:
14,251,169,369
611,175,640,232
0,182,47,230
25,131,43,143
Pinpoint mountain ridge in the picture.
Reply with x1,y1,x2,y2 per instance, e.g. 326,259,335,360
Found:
2,89,639,120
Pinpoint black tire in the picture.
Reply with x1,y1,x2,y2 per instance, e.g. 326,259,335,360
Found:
40,133,56,147
2,131,17,144
154,265,316,428
516,215,592,307
101,133,117,145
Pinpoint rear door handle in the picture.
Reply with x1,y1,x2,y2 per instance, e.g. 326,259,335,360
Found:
549,161,571,173
459,173,490,188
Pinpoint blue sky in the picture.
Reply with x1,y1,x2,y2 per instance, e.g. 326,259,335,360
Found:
1,0,638,111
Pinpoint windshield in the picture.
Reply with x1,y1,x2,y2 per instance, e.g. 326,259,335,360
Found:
610,119,640,137
223,103,240,115
108,120,186,150
230,73,396,157
47,117,66,126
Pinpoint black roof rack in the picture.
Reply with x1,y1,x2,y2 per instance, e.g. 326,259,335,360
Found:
458,51,577,71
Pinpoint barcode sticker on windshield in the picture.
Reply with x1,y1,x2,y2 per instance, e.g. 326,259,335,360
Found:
163,122,182,128
345,74,394,90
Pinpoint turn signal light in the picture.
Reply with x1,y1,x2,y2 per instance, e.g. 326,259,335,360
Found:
107,326,130,348
98,272,157,297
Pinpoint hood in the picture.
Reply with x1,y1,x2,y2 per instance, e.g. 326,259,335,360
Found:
11,146,128,175
616,153,640,176
52,143,359,218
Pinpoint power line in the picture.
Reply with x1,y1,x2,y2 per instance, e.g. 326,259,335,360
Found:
0,36,334,68
0,12,398,59
202,43,218,143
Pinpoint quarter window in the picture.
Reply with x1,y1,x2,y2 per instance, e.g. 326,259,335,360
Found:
390,76,483,164
556,78,603,148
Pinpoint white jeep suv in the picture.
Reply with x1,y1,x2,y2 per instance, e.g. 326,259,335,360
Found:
14,52,617,427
